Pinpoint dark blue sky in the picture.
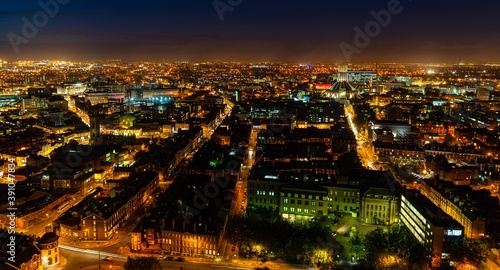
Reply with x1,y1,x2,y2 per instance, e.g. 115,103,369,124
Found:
1,0,499,63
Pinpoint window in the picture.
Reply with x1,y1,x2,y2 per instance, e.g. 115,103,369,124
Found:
298,200,302,205
291,199,295,204
291,207,295,212
297,208,302,213
311,202,316,206
305,201,309,205
269,191,275,196
283,198,288,203
318,202,323,207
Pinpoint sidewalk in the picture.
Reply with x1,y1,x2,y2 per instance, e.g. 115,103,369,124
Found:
47,255,67,270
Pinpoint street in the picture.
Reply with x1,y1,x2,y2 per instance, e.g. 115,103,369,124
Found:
345,105,379,170
60,246,256,270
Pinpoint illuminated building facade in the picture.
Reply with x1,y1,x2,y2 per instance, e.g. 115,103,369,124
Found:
419,179,486,238
361,187,400,226
37,232,60,267
84,90,125,105
400,191,463,267
324,63,357,100
279,184,329,221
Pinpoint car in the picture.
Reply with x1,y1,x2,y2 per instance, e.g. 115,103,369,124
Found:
158,255,165,260
167,256,174,261
175,257,185,262
103,256,112,261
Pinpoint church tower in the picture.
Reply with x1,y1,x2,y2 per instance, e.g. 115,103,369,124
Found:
89,109,101,145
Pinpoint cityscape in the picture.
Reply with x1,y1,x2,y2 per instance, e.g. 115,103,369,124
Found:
1,1,500,270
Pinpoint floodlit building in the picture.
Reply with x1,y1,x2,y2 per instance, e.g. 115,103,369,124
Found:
400,191,463,267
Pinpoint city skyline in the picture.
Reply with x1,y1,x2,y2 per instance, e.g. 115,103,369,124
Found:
1,0,500,62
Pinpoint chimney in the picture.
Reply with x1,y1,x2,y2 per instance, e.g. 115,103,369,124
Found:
182,220,186,231
194,223,196,233
205,222,208,233
172,219,175,229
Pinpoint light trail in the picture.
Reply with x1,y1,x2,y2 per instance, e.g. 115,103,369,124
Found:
59,244,127,259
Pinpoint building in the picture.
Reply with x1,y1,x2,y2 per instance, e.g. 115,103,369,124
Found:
437,163,479,185
369,120,412,138
325,184,360,217
0,230,57,270
360,170,403,226
0,191,70,230
84,90,125,105
37,232,60,267
324,63,357,100
279,183,329,221
419,179,486,238
0,230,42,270
158,219,220,257
400,191,463,267
247,177,284,211
361,187,400,225
56,171,159,241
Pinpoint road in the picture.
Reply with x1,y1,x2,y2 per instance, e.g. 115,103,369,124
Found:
218,125,256,261
345,105,379,170
60,236,254,270
22,196,86,238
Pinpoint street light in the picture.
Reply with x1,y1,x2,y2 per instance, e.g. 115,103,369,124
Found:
98,242,101,269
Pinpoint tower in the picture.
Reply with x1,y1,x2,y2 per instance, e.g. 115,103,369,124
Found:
89,109,101,145
38,232,60,267
337,62,349,82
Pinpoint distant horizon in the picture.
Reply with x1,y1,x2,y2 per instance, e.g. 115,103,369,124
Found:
3,58,500,66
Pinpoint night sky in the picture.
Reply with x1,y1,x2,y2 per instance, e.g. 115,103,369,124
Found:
1,0,499,63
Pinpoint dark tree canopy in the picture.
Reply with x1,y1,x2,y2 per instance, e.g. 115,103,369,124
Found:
124,256,162,270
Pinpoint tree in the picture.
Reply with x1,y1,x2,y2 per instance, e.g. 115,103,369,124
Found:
124,256,162,270
349,234,365,258
364,226,431,269
449,238,488,269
